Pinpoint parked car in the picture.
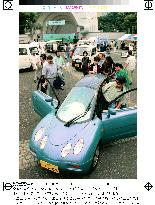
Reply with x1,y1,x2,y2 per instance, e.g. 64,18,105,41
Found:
121,51,129,58
72,45,97,69
29,74,137,174
19,44,39,70
45,40,62,53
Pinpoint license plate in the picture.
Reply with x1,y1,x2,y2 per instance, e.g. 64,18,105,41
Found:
40,160,59,173
75,64,79,67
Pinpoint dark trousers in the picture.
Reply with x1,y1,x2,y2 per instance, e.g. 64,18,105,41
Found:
95,94,109,119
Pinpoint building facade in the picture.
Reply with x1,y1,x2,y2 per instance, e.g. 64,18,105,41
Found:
37,12,100,35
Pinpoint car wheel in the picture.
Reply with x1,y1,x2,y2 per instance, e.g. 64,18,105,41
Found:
29,64,33,71
89,144,100,172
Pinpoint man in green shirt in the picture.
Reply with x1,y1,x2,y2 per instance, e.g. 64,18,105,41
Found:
114,63,131,89
53,52,65,87
53,52,65,68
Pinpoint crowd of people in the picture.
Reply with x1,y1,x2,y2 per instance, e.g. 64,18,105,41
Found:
81,50,136,87
29,41,136,112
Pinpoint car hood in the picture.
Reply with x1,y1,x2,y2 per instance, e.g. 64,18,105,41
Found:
35,113,90,146
72,55,83,61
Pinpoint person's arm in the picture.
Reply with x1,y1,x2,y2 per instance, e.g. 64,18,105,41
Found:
115,92,127,109
124,58,129,68
42,64,47,77
115,102,122,109
88,64,94,74
53,56,56,64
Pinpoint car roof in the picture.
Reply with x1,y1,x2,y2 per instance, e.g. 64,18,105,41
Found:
46,40,62,43
75,74,106,90
76,45,95,49
78,39,90,42
19,44,29,48
19,44,38,48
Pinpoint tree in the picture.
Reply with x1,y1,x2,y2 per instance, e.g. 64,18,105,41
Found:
98,12,137,34
19,12,41,34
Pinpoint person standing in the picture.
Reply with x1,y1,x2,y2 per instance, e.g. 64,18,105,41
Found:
124,50,136,84
53,52,65,87
42,55,59,97
114,63,131,89
37,54,48,93
30,50,40,83
82,51,90,76
102,56,115,77
89,56,103,75
65,43,70,66
98,53,106,67
110,41,114,51
114,40,117,52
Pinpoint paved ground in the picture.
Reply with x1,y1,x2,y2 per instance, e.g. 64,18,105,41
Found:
19,50,137,179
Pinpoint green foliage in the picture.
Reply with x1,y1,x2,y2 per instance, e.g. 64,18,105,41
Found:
19,12,41,34
80,30,89,36
98,12,137,34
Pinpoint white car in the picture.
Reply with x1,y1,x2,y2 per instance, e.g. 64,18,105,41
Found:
72,45,97,69
121,51,129,58
19,44,39,70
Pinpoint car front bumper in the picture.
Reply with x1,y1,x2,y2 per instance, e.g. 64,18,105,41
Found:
30,143,93,174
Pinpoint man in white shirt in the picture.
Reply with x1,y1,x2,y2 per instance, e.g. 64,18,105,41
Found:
125,50,136,84
42,55,59,97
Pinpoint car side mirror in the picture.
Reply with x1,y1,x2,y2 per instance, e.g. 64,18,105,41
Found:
45,97,59,109
107,108,116,118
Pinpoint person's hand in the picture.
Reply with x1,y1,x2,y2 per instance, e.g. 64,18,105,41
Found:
89,71,94,75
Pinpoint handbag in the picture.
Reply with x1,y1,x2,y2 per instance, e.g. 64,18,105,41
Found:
53,75,64,89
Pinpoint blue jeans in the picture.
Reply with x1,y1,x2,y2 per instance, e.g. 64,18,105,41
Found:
66,52,70,63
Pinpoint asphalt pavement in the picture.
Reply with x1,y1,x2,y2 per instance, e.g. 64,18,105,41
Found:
19,50,137,179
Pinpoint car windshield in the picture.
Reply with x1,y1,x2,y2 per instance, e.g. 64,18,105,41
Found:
57,87,96,123
74,47,91,56
29,47,38,54
19,48,28,55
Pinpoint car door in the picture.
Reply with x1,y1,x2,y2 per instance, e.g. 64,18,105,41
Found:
101,107,137,142
32,90,57,118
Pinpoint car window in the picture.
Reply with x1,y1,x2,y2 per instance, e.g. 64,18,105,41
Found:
74,47,91,56
19,48,28,55
57,87,96,123
29,47,38,54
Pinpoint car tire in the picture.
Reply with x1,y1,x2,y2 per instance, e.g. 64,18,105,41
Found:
29,64,33,71
89,143,100,172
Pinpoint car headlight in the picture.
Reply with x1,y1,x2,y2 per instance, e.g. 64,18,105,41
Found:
34,127,44,142
73,138,84,155
40,135,48,149
61,143,72,158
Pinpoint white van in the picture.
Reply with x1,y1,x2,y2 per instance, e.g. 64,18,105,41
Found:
45,40,62,53
72,45,97,69
19,44,39,70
